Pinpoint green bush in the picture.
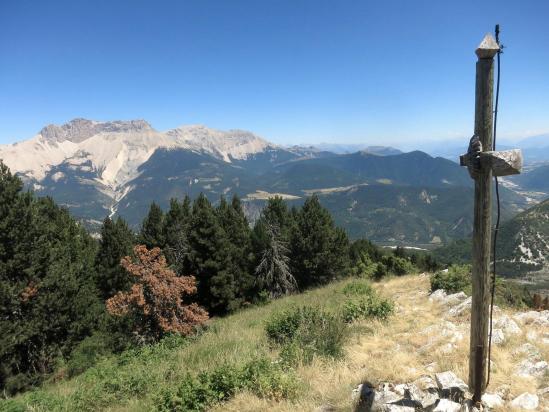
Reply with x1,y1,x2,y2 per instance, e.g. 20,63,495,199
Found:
264,308,304,345
341,295,394,323
430,265,471,294
342,280,373,296
240,358,300,400
156,373,215,412
383,255,415,276
155,359,300,411
265,306,348,364
373,263,388,281
494,279,533,309
66,333,114,378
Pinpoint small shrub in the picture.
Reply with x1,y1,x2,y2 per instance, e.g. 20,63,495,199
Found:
383,255,414,276
66,333,113,377
264,308,303,345
341,295,394,323
155,374,215,412
342,280,373,296
265,306,348,364
373,263,388,281
241,358,300,400
430,265,471,294
155,359,300,411
494,279,533,309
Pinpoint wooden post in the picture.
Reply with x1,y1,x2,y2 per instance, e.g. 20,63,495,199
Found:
460,34,522,402
460,34,522,403
469,33,499,402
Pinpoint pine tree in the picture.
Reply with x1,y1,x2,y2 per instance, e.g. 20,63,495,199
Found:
290,195,350,288
0,162,101,393
251,196,295,280
139,202,165,249
255,223,297,298
216,195,255,303
163,197,191,272
187,194,238,314
95,216,135,300
261,196,293,239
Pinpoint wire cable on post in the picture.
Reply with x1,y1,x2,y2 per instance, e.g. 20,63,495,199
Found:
486,23,503,388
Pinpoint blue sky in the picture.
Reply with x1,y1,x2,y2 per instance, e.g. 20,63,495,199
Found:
0,0,547,146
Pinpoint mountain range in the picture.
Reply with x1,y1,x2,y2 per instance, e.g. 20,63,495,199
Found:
0,119,542,249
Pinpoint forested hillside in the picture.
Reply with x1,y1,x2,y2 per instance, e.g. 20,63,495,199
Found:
0,160,437,396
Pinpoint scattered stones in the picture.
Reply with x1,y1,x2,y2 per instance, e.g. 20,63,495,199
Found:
481,392,504,408
435,371,468,402
491,328,505,345
429,289,448,302
513,310,549,326
459,399,482,412
428,290,468,307
413,375,439,393
525,330,549,344
514,343,541,360
493,314,522,335
425,362,439,373
448,297,472,317
538,387,549,397
433,398,461,412
510,393,539,410
315,404,336,412
385,406,414,412
445,292,468,306
516,359,549,378
495,384,511,400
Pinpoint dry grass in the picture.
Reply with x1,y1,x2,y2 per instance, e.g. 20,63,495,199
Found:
213,274,548,411
8,274,547,411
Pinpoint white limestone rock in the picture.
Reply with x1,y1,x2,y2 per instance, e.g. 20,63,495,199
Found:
514,310,549,326
433,398,461,412
514,343,542,360
516,359,548,378
491,328,505,345
493,315,522,335
482,392,504,408
445,292,468,306
435,371,468,401
510,393,539,410
429,289,448,302
448,297,472,317
413,375,439,393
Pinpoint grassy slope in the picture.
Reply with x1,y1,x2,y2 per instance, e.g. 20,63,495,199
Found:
5,275,548,412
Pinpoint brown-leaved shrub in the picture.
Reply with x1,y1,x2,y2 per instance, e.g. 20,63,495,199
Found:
106,245,208,341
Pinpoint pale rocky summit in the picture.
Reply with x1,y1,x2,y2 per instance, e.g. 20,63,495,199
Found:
0,118,274,190
40,118,153,143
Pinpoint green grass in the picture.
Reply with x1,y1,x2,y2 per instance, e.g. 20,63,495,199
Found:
1,278,387,412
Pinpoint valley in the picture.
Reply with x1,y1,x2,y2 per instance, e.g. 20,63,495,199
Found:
1,118,548,285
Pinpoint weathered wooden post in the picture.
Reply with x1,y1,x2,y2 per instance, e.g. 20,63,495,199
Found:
460,33,522,403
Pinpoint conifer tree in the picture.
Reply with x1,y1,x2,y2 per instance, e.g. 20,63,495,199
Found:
0,161,101,393
290,195,350,288
255,223,296,297
251,196,295,276
95,216,135,300
187,194,238,314
139,202,165,249
216,195,255,302
163,197,191,272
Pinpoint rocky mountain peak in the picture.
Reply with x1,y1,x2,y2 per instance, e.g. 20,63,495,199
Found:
40,118,153,143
